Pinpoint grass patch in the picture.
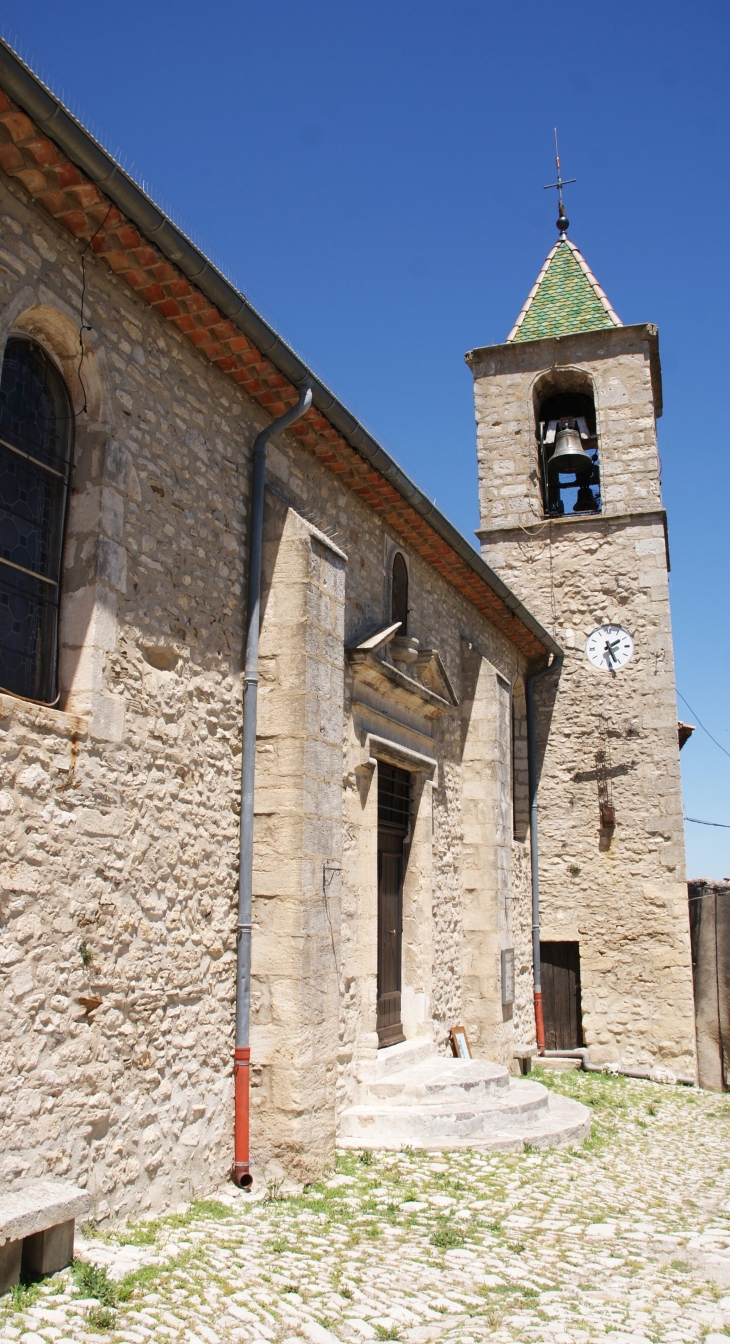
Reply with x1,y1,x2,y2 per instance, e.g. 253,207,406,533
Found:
72,1260,118,1307
431,1224,464,1249
86,1304,115,1331
115,1197,235,1246
7,1279,41,1310
374,1325,401,1341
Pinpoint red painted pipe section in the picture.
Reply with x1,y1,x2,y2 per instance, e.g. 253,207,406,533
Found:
233,1046,251,1189
534,991,545,1055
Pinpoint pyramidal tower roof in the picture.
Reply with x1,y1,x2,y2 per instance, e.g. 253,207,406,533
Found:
507,236,621,343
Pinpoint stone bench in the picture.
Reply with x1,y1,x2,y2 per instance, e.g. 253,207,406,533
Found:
0,1180,90,1295
512,1046,538,1076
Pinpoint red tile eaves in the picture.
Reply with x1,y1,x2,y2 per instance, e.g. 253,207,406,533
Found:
0,85,544,660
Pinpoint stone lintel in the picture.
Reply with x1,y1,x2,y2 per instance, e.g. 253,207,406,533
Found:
347,650,454,719
361,733,437,781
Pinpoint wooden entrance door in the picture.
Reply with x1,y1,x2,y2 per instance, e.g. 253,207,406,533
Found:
540,941,583,1050
376,764,410,1047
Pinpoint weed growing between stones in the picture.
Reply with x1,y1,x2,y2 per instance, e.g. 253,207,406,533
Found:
8,1279,40,1311
431,1223,464,1248
71,1259,119,1306
85,1303,116,1331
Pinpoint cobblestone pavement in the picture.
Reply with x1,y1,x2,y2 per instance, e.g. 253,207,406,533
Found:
2,1069,730,1344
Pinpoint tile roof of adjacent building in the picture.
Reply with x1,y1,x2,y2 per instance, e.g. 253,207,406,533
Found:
0,40,560,661
507,237,622,343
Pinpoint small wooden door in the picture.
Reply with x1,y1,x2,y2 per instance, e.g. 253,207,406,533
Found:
376,764,410,1047
540,941,583,1050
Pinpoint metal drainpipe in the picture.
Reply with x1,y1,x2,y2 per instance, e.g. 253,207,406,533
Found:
233,384,312,1190
542,1048,696,1086
526,655,563,1056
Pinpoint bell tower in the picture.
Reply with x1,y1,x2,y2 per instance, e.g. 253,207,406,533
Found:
466,217,696,1075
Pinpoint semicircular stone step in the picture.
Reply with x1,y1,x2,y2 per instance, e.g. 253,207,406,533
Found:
339,1063,591,1152
370,1058,511,1105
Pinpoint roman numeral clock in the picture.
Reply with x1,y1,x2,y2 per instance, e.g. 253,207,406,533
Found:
584,624,634,673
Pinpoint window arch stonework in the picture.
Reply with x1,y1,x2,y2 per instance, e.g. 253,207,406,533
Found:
0,304,125,739
0,337,73,703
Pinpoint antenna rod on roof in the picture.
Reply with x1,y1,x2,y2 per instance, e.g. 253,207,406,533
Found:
543,128,575,237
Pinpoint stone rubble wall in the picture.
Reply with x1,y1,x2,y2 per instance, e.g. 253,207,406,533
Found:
263,434,534,1098
0,171,263,1219
0,167,536,1214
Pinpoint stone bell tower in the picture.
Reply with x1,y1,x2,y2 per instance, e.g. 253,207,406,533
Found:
465,219,696,1076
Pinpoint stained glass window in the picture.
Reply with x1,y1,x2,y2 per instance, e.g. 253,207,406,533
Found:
0,339,73,703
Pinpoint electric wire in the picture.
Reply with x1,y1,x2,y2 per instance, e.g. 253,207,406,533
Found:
684,817,730,829
677,690,730,763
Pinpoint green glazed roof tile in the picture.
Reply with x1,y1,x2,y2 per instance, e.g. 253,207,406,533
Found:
508,238,621,343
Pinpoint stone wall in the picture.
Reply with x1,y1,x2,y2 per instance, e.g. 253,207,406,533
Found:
264,421,536,1096
469,326,696,1074
0,168,265,1218
0,163,537,1214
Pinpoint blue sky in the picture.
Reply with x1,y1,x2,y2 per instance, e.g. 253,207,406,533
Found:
5,0,729,875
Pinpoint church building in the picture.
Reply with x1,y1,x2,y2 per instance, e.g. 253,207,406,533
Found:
0,40,695,1219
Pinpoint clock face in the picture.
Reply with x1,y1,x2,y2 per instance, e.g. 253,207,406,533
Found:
585,624,634,672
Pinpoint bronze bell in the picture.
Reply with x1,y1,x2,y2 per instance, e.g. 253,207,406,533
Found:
574,484,599,513
548,425,593,478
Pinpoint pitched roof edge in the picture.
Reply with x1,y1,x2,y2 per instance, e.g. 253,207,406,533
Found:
0,39,561,660
506,240,560,342
563,238,622,327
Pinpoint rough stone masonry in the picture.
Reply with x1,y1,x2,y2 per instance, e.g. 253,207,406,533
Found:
0,64,554,1216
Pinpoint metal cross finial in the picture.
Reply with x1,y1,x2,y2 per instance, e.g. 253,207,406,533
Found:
543,128,575,236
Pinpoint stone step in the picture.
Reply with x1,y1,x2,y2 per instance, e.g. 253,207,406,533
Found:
338,1048,591,1153
340,1079,550,1144
369,1058,511,1105
371,1037,437,1080
338,1084,590,1151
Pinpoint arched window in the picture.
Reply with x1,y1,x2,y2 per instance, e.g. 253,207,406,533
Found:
0,338,73,704
391,552,408,635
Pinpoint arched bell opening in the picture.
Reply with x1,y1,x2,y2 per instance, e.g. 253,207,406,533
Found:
534,371,601,518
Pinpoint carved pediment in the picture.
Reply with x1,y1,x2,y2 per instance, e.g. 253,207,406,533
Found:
346,625,458,720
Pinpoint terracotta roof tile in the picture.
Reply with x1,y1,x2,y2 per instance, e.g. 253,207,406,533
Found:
0,69,553,660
